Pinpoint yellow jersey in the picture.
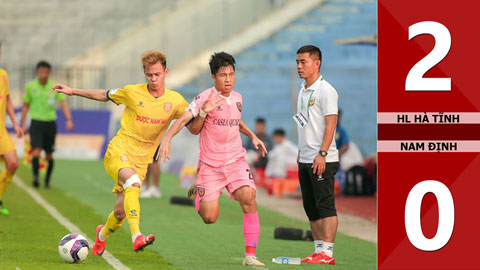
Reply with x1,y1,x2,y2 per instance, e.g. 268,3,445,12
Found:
106,83,188,163
0,69,10,136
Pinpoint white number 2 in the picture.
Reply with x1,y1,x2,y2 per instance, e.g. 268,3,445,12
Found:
406,21,451,91
404,180,454,251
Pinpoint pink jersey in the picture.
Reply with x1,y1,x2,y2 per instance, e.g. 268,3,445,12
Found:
187,87,246,167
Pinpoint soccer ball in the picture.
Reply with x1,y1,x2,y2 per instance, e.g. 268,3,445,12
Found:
58,233,89,263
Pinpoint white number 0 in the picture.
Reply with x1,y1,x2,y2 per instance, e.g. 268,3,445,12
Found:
405,180,454,251
406,21,451,91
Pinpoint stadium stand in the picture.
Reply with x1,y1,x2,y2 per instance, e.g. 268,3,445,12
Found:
180,0,377,155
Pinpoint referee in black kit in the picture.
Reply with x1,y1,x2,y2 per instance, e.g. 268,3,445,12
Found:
294,45,339,265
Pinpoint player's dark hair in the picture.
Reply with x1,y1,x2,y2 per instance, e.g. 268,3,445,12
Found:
36,60,52,71
297,45,322,62
209,52,236,75
255,117,266,124
273,128,285,137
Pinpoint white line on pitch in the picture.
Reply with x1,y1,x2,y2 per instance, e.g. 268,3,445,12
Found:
13,176,131,270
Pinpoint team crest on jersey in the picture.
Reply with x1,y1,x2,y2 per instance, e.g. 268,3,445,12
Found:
164,102,172,112
137,101,144,107
197,187,205,197
236,102,242,112
309,98,316,107
120,155,128,162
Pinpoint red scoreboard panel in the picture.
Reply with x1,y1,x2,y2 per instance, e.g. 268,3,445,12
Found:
378,0,480,269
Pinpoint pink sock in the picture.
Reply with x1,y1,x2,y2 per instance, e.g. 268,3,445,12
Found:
195,194,200,212
243,212,260,256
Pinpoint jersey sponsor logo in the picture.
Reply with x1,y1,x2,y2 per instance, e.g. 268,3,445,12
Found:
135,114,167,125
197,187,205,197
309,97,315,107
236,102,242,112
137,100,144,107
120,155,129,162
109,88,119,95
164,102,172,112
212,118,240,127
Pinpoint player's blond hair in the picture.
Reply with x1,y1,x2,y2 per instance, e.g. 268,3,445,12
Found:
142,50,167,69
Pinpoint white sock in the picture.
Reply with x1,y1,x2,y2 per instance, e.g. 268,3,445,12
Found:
98,228,106,241
132,232,141,243
323,242,334,257
314,240,324,253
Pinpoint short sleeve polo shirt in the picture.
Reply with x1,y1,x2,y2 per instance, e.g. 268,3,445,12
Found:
297,75,339,163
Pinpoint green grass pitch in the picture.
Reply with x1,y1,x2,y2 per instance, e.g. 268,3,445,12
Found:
0,160,376,269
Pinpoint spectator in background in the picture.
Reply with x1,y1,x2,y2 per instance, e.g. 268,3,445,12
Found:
335,109,363,172
21,61,74,189
335,109,349,158
265,129,298,178
244,117,273,170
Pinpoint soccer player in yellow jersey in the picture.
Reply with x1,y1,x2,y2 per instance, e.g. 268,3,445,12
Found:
53,51,202,253
0,42,24,216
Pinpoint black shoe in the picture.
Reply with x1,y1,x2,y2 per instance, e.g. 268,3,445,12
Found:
33,177,39,188
44,178,51,189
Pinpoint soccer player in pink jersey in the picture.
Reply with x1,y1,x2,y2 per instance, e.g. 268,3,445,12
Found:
158,52,267,266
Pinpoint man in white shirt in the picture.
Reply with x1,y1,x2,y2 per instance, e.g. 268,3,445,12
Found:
295,45,339,265
265,129,298,178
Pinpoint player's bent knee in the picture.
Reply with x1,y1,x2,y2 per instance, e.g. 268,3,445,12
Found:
122,174,141,190
7,161,19,173
202,215,218,224
114,209,126,220
240,197,257,213
131,183,141,188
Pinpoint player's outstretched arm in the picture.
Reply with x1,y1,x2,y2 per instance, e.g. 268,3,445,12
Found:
186,116,204,135
6,95,23,138
157,110,195,163
239,120,267,157
52,84,108,102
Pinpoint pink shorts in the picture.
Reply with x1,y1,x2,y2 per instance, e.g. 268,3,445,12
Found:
196,157,256,202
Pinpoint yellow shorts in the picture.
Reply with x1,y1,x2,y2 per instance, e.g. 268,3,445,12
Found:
0,132,15,158
104,147,148,193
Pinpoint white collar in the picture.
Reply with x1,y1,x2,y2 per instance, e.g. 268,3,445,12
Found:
215,88,232,105
302,75,323,92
